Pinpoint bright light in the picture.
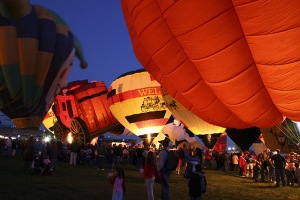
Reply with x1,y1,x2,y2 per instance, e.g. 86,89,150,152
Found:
147,133,151,141
228,147,232,151
44,136,51,143
232,147,235,150
67,133,73,144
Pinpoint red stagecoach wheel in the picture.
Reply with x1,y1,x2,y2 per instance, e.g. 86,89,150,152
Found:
54,122,65,141
70,118,89,145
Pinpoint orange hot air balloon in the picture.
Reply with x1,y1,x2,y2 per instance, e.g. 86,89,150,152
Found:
121,0,300,129
0,0,87,129
107,69,172,137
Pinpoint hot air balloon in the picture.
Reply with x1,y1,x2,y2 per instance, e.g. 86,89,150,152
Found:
121,0,300,129
162,90,225,135
52,80,123,145
107,69,172,138
260,120,299,152
42,103,57,134
0,0,87,129
226,127,261,152
274,119,300,150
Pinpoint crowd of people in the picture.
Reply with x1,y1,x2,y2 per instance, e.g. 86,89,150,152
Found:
202,147,300,188
1,136,300,199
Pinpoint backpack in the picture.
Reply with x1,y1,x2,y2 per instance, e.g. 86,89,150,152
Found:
184,163,194,179
164,149,179,171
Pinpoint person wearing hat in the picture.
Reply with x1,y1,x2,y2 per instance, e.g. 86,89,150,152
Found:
271,149,286,187
156,137,172,200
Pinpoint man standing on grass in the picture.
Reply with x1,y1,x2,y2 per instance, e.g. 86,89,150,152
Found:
271,149,286,187
157,137,172,200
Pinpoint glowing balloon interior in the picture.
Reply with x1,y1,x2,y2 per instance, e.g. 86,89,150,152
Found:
107,69,172,136
162,91,225,135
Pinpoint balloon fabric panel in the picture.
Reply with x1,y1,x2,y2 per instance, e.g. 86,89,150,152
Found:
226,127,261,152
0,1,86,129
107,69,172,136
121,0,300,128
162,92,226,135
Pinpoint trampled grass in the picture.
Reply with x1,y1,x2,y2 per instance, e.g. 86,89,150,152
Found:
0,154,300,200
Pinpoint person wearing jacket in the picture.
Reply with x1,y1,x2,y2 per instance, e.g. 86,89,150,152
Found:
157,137,172,200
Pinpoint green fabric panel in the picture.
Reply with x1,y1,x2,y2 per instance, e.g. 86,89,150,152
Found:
32,86,43,109
47,9,68,26
0,64,21,98
22,75,37,108
0,2,14,19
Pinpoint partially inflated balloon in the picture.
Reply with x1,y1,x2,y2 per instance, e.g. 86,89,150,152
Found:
107,69,172,136
0,0,87,129
53,80,121,144
162,91,225,135
122,0,300,128
42,104,56,133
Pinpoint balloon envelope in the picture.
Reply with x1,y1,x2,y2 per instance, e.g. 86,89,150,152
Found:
122,0,300,128
107,69,172,136
0,1,87,129
162,92,225,135
226,127,261,151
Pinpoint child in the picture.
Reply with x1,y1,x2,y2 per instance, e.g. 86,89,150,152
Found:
143,151,156,200
109,168,126,200
267,157,275,182
295,162,300,187
253,160,261,183
188,164,206,200
41,154,52,175
285,160,296,186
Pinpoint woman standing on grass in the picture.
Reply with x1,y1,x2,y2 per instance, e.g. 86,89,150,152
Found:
143,151,156,200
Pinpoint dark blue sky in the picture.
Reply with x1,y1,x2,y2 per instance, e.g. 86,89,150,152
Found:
31,0,142,86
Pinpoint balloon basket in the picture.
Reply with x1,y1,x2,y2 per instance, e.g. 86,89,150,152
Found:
12,116,42,129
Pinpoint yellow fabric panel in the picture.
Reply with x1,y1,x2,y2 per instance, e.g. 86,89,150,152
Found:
56,24,69,37
35,51,53,86
18,38,38,75
34,5,54,21
163,93,226,135
0,26,17,64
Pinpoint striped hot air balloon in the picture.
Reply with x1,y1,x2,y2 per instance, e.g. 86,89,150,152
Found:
107,69,172,137
0,0,87,129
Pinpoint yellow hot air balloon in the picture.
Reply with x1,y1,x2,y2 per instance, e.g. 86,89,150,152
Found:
107,69,172,137
42,104,57,134
162,91,225,135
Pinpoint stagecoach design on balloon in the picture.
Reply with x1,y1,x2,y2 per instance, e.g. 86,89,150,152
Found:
52,80,124,145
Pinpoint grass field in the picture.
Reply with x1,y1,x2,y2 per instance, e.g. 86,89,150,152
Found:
0,154,300,200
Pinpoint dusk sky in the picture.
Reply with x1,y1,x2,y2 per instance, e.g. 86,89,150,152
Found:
31,0,142,86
